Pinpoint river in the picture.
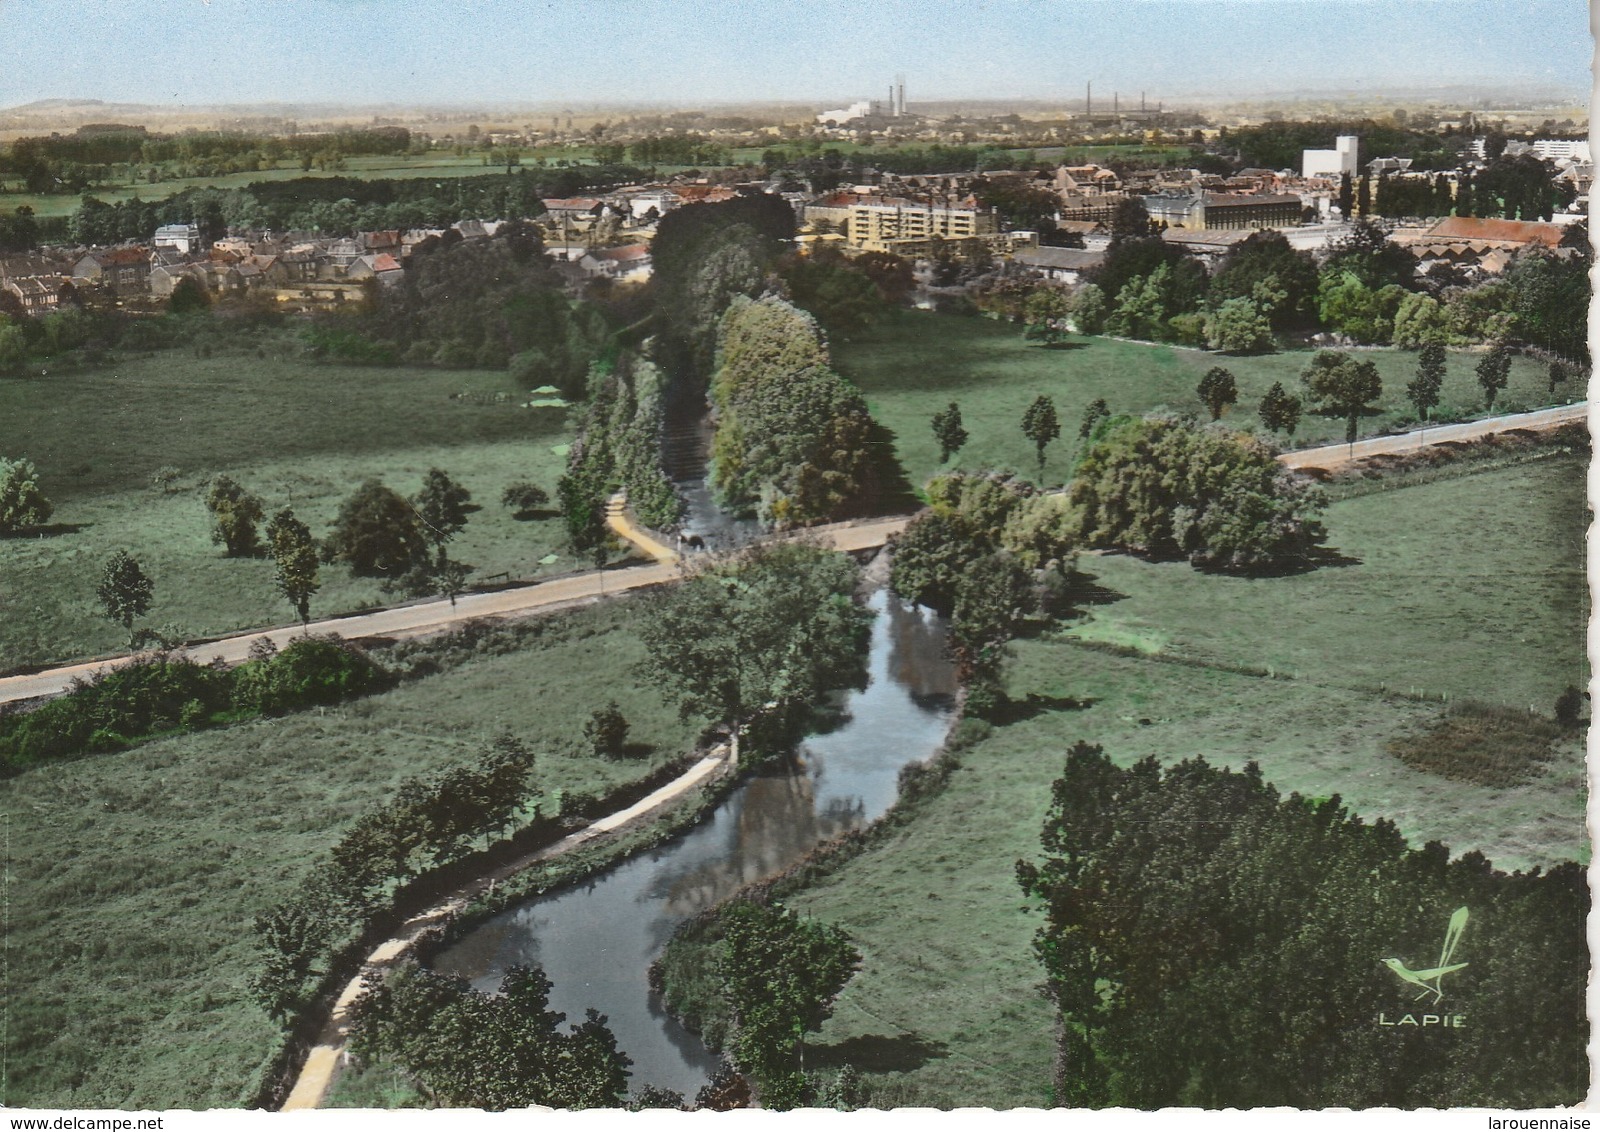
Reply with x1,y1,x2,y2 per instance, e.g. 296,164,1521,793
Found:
432,584,956,1098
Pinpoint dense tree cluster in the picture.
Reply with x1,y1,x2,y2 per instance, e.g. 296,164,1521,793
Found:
1219,120,1466,171
0,635,388,772
776,246,895,336
558,351,683,547
1017,744,1588,1107
1068,415,1326,572
637,540,870,763
353,222,611,383
709,295,875,525
347,963,632,1109
649,194,796,382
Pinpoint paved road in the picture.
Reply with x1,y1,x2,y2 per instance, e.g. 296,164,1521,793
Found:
1,402,1580,708
0,515,914,707
1278,401,1587,472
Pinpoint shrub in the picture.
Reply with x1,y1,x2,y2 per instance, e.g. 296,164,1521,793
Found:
0,456,53,533
582,701,630,757
502,481,551,515
230,635,391,715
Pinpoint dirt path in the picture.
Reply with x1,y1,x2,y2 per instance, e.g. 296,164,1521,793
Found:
1277,400,1587,473
605,493,680,564
0,515,912,707
278,743,735,1111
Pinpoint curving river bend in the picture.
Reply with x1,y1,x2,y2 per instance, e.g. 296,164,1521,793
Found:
433,585,956,1098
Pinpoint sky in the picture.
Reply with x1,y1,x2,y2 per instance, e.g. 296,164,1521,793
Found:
0,0,1591,109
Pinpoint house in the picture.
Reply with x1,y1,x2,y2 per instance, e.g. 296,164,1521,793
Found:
2,277,62,315
153,223,203,255
1194,192,1304,230
347,253,405,286
577,243,652,283
71,246,151,297
541,198,604,230
1392,216,1570,276
1010,246,1106,284
361,230,403,257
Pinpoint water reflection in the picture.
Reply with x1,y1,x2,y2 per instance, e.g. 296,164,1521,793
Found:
433,587,955,1098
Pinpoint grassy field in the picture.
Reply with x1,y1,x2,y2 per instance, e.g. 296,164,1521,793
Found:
4,597,703,1109
763,457,1586,1108
0,347,581,669
833,310,1573,492
1069,454,1589,709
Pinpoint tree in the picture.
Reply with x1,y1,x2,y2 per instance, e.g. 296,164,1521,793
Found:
1071,284,1108,335
1069,415,1326,572
323,479,430,581
583,701,630,757
636,541,870,763
1079,397,1111,440
1554,685,1585,729
1196,367,1239,421
1476,340,1512,411
412,468,472,567
931,402,968,464
435,556,474,607
1018,745,1589,1109
168,275,210,314
716,901,860,1110
1337,171,1354,219
1021,395,1060,472
1022,287,1071,346
1302,350,1383,446
1205,296,1274,354
98,550,154,649
266,508,320,629
204,474,265,558
1407,343,1446,422
1257,382,1302,439
0,456,52,533
1108,197,1156,242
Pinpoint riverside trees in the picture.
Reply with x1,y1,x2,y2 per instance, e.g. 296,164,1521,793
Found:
0,455,52,532
710,295,875,526
637,541,870,763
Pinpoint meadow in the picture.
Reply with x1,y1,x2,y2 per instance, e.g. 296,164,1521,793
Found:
4,597,703,1109
832,309,1573,492
760,456,1587,1107
0,345,580,669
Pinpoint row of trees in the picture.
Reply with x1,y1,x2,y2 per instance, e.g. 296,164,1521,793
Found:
1017,744,1588,1107
557,351,683,559
250,733,539,1023
709,295,876,526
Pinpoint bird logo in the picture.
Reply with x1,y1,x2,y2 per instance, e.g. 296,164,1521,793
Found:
1382,906,1469,1005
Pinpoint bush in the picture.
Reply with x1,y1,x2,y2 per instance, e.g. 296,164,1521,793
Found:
0,456,53,533
230,635,392,715
0,655,230,770
501,481,551,514
582,701,630,757
1385,701,1563,787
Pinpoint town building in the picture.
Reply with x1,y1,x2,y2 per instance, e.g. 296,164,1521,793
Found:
1010,245,1106,284
153,223,204,255
1301,136,1359,180
835,194,997,253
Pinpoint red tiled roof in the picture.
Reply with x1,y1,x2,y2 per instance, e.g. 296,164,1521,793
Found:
1424,216,1565,247
591,244,650,262
371,253,403,272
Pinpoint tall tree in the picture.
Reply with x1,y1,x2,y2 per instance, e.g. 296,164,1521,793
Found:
412,468,472,568
323,479,430,582
931,402,968,464
267,507,320,629
1257,381,1302,439
1079,397,1111,440
1197,367,1240,421
1021,394,1061,472
1302,350,1383,446
97,550,154,649
204,474,265,558
716,901,861,1110
1475,340,1512,411
1407,342,1447,422
1337,171,1354,219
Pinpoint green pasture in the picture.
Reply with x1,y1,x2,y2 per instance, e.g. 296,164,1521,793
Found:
4,597,701,1109
765,456,1587,1107
0,348,579,669
832,310,1574,492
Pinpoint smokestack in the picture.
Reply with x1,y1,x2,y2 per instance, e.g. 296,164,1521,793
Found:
896,74,906,117
1086,81,1091,115
890,85,895,115
1114,91,1119,114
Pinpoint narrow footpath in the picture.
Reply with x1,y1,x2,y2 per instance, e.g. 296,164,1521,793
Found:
279,743,734,1111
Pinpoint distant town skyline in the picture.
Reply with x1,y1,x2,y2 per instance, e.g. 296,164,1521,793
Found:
0,0,1591,112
